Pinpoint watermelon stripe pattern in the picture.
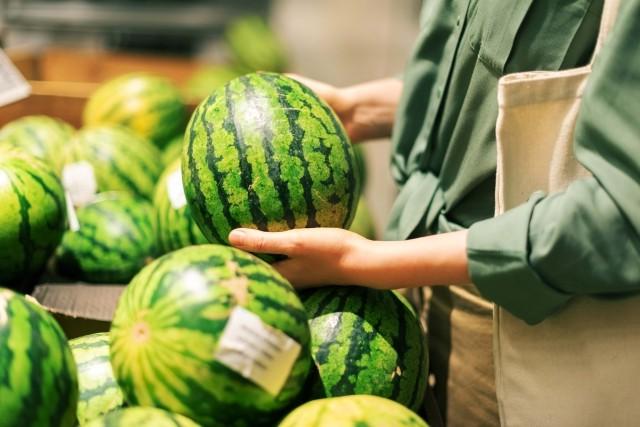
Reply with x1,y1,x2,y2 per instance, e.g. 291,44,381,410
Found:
154,158,208,253
70,333,125,425
110,245,311,427
183,72,360,246
301,287,428,412
0,151,67,291
0,289,78,427
85,407,200,427
278,395,429,427
63,126,163,201
55,193,156,283
83,74,186,149
0,115,75,172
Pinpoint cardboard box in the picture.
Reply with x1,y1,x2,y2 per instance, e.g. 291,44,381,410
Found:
32,283,124,339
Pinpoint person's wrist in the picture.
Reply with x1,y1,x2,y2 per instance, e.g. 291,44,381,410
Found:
338,233,376,285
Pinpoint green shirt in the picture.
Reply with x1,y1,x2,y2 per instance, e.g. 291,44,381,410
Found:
386,0,629,322
468,0,640,324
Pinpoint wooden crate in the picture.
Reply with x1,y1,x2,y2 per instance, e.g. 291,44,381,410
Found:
1,48,202,127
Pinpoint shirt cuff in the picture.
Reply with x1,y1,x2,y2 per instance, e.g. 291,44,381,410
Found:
466,193,572,325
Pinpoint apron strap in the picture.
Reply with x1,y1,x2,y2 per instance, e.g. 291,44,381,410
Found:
591,0,621,63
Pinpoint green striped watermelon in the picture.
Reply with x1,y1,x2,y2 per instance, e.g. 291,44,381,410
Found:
300,286,428,412
183,66,242,102
278,395,429,427
69,333,125,425
225,15,287,72
85,407,200,427
161,134,184,166
110,245,311,427
62,126,163,204
83,73,186,149
183,72,361,246
0,288,78,427
0,149,67,292
348,197,376,239
154,158,208,254
0,115,75,173
54,193,156,283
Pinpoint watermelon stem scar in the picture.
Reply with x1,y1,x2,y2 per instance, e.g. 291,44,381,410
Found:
132,321,151,344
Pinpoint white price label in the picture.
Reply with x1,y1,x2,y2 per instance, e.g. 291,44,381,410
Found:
64,191,80,232
214,307,302,396
0,49,30,107
62,161,97,207
167,167,187,209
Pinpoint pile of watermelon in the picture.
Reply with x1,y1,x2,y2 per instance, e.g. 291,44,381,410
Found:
0,67,427,426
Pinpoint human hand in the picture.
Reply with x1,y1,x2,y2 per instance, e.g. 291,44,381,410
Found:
288,74,402,143
228,227,368,288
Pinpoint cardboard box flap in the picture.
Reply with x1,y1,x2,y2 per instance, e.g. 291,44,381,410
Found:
32,283,124,321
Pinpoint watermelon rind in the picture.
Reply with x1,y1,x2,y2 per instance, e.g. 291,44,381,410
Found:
84,407,200,427
0,288,79,427
110,244,311,427
69,332,125,425
278,395,429,427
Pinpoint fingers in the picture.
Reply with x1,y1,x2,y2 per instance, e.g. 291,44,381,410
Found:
228,228,299,255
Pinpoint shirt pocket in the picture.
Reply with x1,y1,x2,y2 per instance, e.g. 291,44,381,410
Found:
467,0,535,75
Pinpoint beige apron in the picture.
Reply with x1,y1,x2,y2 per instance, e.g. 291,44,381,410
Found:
493,1,640,425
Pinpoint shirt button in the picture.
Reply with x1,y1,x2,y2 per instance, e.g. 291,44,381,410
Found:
456,16,461,26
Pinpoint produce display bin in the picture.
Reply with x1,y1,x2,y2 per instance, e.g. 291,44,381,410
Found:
2,47,202,127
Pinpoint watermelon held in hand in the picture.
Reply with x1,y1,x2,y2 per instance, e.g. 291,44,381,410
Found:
183,66,242,102
0,115,75,173
84,407,200,427
278,395,429,427
183,72,361,247
0,149,67,292
61,126,163,205
110,245,311,427
69,333,125,425
300,286,428,412
83,73,186,149
54,192,156,284
154,158,208,254
0,288,79,427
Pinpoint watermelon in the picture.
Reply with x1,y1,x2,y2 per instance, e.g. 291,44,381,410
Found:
225,15,287,73
300,286,428,412
0,149,67,292
161,134,184,166
183,66,242,102
154,158,208,254
183,72,361,246
85,407,200,427
0,115,75,173
69,333,125,424
278,395,429,427
348,198,376,239
54,193,156,283
110,245,311,427
0,288,78,427
61,126,163,205
83,73,186,149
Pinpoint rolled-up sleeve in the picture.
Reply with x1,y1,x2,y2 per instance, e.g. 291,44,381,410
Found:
466,0,640,325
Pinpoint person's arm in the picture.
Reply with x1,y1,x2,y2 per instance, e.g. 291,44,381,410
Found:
466,0,640,325
289,75,403,143
229,227,470,288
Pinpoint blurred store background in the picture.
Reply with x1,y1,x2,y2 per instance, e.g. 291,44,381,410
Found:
0,0,421,233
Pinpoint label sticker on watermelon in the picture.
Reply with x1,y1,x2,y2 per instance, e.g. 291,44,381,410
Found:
62,161,97,207
64,191,80,232
214,306,301,396
167,167,187,209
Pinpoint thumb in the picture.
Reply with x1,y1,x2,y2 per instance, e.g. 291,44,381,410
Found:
228,228,297,255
